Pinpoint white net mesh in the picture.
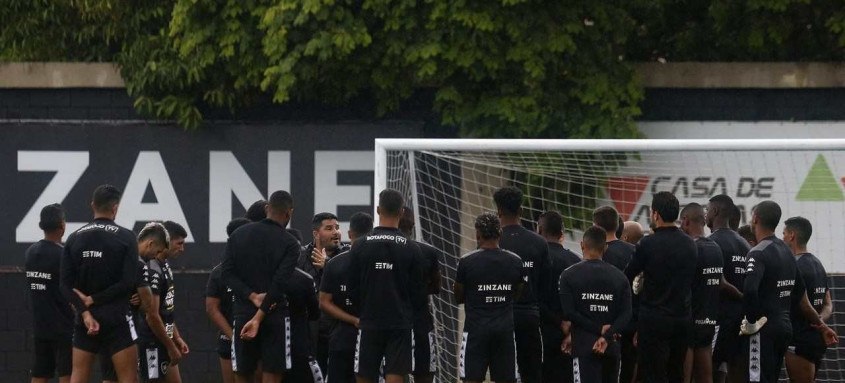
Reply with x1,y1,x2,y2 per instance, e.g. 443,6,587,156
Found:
383,145,845,382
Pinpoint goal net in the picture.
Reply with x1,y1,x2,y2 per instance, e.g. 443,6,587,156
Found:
376,138,845,383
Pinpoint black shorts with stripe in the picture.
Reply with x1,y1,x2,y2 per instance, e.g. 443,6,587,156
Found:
231,313,289,375
459,328,516,382
355,329,412,381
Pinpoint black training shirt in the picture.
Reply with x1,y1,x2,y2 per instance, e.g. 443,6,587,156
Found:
604,240,635,272
320,250,357,351
456,248,525,333
221,219,301,317
137,258,176,341
742,236,806,328
541,242,581,328
691,237,723,326
60,218,138,322
559,259,632,358
414,240,442,332
708,228,750,320
26,240,73,340
791,253,829,339
499,224,551,316
625,226,696,319
347,226,426,330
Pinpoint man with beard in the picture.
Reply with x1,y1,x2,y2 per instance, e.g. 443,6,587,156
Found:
299,212,349,372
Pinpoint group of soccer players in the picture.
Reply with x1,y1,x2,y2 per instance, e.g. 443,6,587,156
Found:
22,181,841,383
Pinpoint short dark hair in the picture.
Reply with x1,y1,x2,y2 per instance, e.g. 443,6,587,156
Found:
475,212,501,240
708,194,735,219
138,222,170,249
245,200,268,222
680,203,705,225
582,226,607,251
538,211,564,237
493,186,523,217
398,208,414,237
752,200,781,231
350,212,374,237
728,204,741,230
615,216,624,238
39,204,65,231
92,184,122,212
268,191,294,214
378,189,404,217
312,212,338,231
286,228,303,243
226,218,251,237
162,221,187,239
737,224,755,244
784,216,813,246
593,206,619,233
651,191,680,222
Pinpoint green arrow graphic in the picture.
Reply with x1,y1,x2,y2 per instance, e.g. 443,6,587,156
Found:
796,154,844,201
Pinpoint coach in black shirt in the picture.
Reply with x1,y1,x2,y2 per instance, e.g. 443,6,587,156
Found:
624,191,697,382
493,186,550,383
26,204,73,383
320,212,373,383
347,189,426,383
222,190,301,382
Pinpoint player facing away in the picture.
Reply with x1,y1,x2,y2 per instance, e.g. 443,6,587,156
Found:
399,209,442,383
493,186,551,383
706,194,750,383
680,203,727,383
454,213,525,383
782,217,833,382
222,190,301,383
593,206,638,383
739,201,838,383
60,185,141,383
560,225,632,383
26,204,73,383
320,212,374,383
536,211,580,383
207,218,251,383
299,212,348,372
624,191,697,382
346,189,426,383
286,267,324,383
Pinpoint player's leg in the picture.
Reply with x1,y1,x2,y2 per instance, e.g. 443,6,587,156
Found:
513,315,542,383
164,364,182,383
355,330,379,383
56,337,72,383
70,347,96,383
217,337,235,383
785,351,813,383
540,326,566,383
693,347,714,383
619,329,637,383
31,339,56,383
111,344,139,383
382,330,412,383
683,348,693,383
412,328,434,383
328,349,356,383
572,355,601,383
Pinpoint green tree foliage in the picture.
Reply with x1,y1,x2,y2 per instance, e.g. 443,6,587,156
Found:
4,0,844,135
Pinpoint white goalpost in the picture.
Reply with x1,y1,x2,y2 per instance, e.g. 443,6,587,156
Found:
375,138,845,383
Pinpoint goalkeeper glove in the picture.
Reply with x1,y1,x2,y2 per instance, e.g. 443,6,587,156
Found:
632,274,644,295
739,316,768,335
